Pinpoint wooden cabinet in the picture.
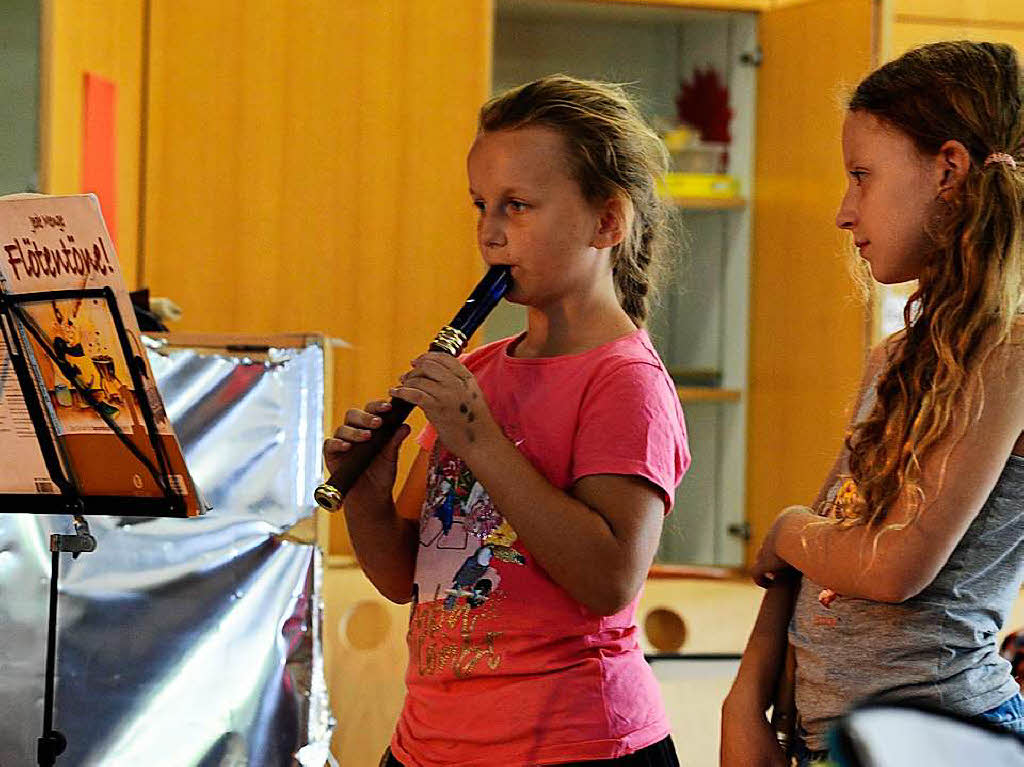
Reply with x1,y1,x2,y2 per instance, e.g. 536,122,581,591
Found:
36,0,875,564
135,0,494,554
489,0,873,566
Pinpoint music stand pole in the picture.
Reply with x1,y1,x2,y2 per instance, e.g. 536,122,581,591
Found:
0,285,185,764
37,515,96,767
38,545,65,767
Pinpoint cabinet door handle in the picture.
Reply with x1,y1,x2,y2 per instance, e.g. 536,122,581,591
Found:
740,46,763,67
727,522,752,541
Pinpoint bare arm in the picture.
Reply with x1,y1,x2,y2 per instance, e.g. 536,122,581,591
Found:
466,436,665,615
726,580,800,711
341,444,429,604
721,370,865,766
766,340,1024,603
391,353,666,616
728,420,849,702
323,403,424,604
719,582,797,767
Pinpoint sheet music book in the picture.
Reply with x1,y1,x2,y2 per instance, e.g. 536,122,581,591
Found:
0,193,199,515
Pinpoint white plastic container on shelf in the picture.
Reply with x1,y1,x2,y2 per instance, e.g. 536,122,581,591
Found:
670,141,729,174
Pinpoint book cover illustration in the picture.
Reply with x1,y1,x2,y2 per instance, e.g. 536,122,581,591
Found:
0,194,198,515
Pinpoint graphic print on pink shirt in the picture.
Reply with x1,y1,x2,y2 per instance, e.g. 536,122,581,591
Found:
415,442,526,615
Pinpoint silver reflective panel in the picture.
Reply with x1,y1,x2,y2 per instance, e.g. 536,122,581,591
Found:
0,334,333,766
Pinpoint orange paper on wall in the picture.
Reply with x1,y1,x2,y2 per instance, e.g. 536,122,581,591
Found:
81,72,117,247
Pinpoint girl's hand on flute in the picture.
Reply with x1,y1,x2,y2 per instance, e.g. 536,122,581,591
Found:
323,400,411,508
389,352,501,459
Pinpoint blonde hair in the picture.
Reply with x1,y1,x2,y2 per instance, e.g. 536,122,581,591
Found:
478,74,670,326
839,41,1024,530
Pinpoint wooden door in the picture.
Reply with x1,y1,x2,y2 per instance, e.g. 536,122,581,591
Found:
141,0,494,554
747,0,877,562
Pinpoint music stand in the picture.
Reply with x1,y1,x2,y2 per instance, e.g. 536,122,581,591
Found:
0,285,188,766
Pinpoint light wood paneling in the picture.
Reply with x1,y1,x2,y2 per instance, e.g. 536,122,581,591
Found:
640,576,762,764
142,1,493,553
894,1,1024,24
888,0,1024,59
1007,591,1024,644
322,562,764,765
890,20,1024,57
748,0,874,562
323,564,409,765
39,0,145,287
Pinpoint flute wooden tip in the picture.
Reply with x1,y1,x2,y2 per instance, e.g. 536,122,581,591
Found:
313,482,344,512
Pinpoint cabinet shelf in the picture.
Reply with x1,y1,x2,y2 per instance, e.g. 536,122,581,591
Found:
494,0,755,568
647,563,745,581
676,386,742,403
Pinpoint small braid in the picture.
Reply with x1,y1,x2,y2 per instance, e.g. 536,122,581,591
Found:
613,213,657,325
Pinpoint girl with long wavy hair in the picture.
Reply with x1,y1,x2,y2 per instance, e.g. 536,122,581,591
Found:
723,41,1024,766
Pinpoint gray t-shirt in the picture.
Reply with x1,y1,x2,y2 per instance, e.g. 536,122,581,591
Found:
789,451,1024,751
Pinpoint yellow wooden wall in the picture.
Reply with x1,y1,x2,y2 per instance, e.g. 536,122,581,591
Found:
39,0,145,287
610,0,832,11
140,0,493,552
887,0,1024,56
746,0,875,560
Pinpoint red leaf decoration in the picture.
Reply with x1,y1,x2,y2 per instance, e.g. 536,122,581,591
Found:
676,68,732,144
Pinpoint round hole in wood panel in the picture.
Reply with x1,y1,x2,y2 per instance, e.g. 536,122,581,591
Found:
644,607,687,652
341,600,392,650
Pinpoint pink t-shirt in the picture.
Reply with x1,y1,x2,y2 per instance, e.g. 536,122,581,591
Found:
391,329,690,767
